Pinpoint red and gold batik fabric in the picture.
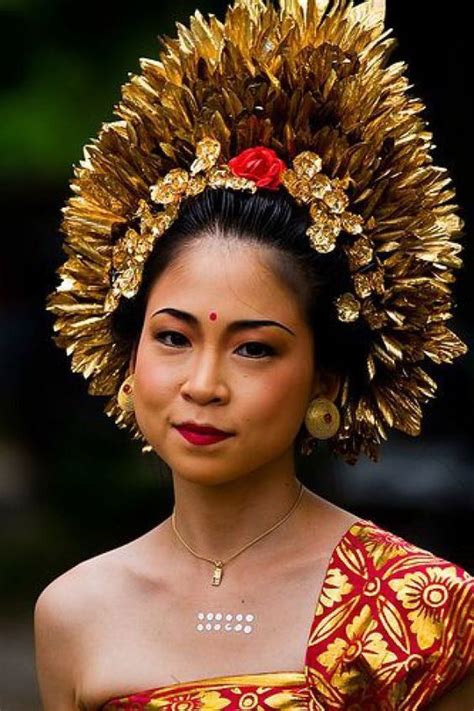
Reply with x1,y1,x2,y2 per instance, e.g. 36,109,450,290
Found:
101,519,473,710
306,520,473,709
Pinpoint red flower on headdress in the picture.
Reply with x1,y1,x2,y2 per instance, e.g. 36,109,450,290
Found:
228,146,287,190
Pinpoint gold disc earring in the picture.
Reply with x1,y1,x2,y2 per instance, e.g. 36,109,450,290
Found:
304,397,340,440
118,374,135,412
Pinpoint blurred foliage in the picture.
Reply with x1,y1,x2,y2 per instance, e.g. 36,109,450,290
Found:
0,0,222,185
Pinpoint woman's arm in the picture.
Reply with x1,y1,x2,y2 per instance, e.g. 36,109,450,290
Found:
425,671,474,711
34,576,83,710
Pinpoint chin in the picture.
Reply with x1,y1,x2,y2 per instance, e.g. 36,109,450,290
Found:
171,468,240,487
168,452,249,483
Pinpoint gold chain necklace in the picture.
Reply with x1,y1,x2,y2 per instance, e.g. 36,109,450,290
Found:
171,482,305,586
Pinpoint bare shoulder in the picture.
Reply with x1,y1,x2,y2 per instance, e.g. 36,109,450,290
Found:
35,522,164,613
34,540,130,623
34,536,150,711
301,489,362,536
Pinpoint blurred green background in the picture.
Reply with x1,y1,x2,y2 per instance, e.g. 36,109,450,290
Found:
0,1,473,708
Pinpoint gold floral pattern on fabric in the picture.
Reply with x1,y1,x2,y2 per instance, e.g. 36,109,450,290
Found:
351,523,422,570
101,520,473,711
306,521,474,709
101,672,312,710
316,604,399,693
317,568,354,612
388,565,463,651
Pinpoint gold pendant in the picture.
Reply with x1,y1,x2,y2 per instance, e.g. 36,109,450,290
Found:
212,561,223,586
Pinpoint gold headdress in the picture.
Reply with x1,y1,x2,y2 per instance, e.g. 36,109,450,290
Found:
46,0,468,464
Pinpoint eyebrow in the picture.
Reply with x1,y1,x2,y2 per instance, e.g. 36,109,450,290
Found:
151,307,296,336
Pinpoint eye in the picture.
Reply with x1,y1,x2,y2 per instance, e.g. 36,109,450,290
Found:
155,330,189,348
237,341,276,359
154,331,276,359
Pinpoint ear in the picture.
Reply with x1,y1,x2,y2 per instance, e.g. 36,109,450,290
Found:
310,368,341,403
129,341,138,376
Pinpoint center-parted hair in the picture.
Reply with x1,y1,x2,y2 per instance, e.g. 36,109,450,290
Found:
111,187,372,457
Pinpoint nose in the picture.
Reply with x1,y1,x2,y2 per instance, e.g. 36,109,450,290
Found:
180,348,228,403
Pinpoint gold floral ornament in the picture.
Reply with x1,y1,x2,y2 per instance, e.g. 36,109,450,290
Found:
103,138,260,313
45,0,468,465
335,293,361,323
104,139,365,323
280,149,366,322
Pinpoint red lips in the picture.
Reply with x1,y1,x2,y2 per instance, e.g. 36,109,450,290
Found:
175,421,231,435
174,425,233,446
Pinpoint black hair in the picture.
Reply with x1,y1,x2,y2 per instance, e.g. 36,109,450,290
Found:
111,187,371,452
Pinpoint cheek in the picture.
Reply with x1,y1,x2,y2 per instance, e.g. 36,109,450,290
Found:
243,357,313,426
133,347,174,407
133,342,313,423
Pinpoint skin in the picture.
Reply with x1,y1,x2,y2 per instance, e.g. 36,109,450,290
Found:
124,230,474,710
34,232,473,709
128,234,341,560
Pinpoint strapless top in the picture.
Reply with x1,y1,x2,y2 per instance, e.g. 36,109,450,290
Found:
100,518,474,710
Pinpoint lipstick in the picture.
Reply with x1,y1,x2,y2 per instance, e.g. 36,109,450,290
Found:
174,426,233,446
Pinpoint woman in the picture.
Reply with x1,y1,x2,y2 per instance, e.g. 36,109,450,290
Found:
35,0,473,708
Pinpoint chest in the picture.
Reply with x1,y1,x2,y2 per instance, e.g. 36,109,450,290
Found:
78,549,331,710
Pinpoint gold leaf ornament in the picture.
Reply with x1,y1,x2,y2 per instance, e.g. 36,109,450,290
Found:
190,137,222,174
45,0,468,465
335,293,362,323
149,168,190,204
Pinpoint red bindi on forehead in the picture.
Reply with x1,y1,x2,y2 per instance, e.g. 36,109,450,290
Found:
209,311,218,321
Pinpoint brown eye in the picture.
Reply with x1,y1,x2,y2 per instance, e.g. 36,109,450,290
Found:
155,331,189,348
237,342,276,359
155,331,275,359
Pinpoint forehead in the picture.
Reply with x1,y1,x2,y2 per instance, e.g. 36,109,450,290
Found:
145,240,303,322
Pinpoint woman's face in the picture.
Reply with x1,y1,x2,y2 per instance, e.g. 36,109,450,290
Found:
131,237,325,486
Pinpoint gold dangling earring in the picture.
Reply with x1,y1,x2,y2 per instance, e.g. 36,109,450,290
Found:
118,374,135,412
304,397,340,440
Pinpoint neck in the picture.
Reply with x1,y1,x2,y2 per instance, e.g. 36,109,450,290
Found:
168,453,306,563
